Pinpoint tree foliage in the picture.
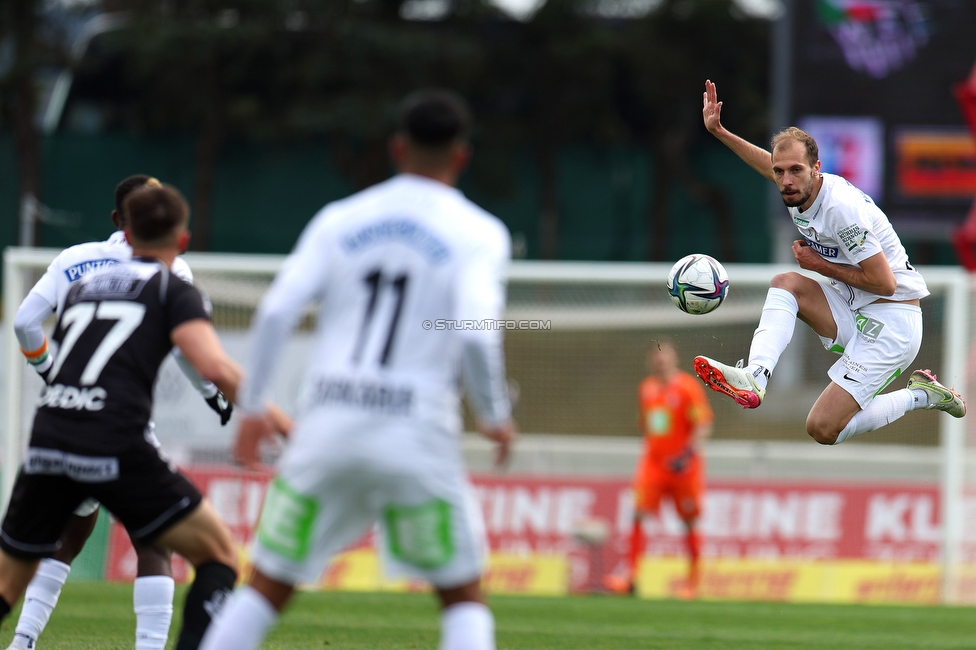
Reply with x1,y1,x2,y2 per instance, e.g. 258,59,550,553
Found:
15,0,770,257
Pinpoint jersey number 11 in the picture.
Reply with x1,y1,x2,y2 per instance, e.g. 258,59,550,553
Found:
352,269,409,367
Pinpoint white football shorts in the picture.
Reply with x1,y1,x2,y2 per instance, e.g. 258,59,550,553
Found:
818,281,923,408
250,413,487,589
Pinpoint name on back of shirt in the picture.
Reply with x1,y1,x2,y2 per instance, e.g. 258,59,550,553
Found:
341,219,450,264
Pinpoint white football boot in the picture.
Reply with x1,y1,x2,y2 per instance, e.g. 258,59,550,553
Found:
907,369,966,418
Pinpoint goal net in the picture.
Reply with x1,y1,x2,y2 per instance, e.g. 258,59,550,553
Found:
2,248,974,601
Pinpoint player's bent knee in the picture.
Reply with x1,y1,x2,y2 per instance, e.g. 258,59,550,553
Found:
770,272,803,292
209,536,238,570
770,272,820,302
805,419,839,445
155,502,238,570
184,528,237,570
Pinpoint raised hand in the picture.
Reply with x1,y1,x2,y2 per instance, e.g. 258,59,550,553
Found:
702,79,723,134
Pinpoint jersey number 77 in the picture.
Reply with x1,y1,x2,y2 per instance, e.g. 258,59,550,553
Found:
49,301,146,384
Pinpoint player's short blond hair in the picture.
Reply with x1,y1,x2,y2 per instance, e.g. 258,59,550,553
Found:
771,127,819,167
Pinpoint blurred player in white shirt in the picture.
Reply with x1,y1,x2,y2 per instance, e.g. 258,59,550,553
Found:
9,175,232,650
201,90,514,650
694,80,964,446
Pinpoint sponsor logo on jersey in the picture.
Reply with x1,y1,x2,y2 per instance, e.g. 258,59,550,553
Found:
646,408,671,436
63,258,121,283
838,224,868,252
804,237,838,258
341,219,450,263
24,448,119,482
306,377,413,415
842,354,868,376
38,384,108,411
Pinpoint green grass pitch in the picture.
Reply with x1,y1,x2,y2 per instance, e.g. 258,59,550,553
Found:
1,583,973,649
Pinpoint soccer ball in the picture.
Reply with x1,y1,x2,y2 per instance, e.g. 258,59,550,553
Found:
667,254,729,315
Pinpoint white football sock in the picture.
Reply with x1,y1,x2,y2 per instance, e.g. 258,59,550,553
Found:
910,388,930,408
439,601,495,650
133,576,174,650
748,288,799,387
834,390,915,444
199,586,278,650
13,558,71,647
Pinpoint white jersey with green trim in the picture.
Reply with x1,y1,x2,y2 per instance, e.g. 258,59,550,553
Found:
238,173,513,432
787,173,929,310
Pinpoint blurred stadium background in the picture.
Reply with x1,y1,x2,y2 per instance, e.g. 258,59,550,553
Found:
2,0,976,612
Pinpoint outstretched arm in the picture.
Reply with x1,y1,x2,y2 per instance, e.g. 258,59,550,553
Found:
703,79,776,183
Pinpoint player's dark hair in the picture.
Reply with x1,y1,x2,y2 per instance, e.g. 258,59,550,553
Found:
771,127,819,166
114,175,161,213
397,89,472,148
124,184,189,247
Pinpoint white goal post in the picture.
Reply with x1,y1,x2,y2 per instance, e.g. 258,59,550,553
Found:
2,247,973,600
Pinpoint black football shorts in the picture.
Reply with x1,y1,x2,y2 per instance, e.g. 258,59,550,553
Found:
0,428,202,559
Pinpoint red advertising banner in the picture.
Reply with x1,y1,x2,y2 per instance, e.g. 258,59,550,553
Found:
103,466,945,587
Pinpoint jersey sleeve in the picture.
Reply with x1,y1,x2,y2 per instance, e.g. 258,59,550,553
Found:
13,292,55,352
166,275,211,332
456,220,512,426
27,258,63,311
14,255,64,353
237,207,333,413
685,373,714,425
825,188,883,265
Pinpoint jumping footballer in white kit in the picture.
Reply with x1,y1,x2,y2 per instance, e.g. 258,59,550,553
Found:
694,80,965,446
10,175,232,650
201,90,515,650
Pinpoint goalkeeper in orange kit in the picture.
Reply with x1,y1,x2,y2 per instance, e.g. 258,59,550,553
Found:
605,339,713,597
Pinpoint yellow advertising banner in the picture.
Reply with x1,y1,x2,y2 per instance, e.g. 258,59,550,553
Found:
637,558,943,604
314,550,568,596
288,549,962,604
